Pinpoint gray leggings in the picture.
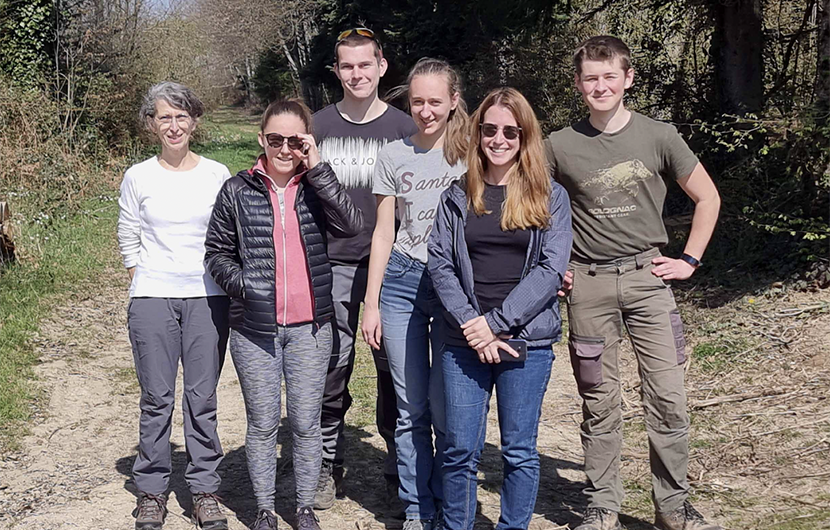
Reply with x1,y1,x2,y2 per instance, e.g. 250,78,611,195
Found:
230,323,332,510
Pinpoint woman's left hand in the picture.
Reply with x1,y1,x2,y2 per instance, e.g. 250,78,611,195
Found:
461,315,496,350
293,132,321,169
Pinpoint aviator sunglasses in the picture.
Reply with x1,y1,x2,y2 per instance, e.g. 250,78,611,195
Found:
264,133,305,151
337,27,375,41
480,123,522,140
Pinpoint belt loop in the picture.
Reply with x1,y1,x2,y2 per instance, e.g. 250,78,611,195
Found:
635,252,645,270
589,263,597,276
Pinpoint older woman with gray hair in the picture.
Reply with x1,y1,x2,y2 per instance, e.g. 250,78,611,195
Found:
118,81,231,530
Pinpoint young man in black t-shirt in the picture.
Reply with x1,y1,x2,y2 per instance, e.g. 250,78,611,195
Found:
312,28,418,510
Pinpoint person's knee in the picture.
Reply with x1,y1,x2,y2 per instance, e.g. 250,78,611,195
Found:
643,368,689,431
582,386,622,434
501,442,537,470
290,413,322,440
247,413,280,438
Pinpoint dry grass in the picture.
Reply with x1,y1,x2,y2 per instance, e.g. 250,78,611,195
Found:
608,287,830,529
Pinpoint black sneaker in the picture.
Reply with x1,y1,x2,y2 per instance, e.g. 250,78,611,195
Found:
297,506,321,530
313,460,336,510
252,509,278,530
133,492,168,530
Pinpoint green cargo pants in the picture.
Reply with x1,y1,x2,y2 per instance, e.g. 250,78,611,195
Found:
567,247,690,514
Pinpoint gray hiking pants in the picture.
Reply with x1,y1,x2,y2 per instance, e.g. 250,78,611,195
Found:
230,322,332,510
567,248,690,514
128,296,230,495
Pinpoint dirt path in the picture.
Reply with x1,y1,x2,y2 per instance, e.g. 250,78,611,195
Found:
0,263,827,530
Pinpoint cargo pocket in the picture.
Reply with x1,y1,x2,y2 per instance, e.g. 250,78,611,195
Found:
569,334,605,390
669,309,686,365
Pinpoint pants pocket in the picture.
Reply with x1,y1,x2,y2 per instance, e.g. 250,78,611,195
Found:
669,309,686,365
568,334,605,390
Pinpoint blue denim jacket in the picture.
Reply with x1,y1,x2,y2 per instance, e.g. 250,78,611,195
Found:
427,177,573,347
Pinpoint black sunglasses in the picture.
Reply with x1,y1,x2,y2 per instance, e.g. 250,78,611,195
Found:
265,133,304,151
480,123,522,140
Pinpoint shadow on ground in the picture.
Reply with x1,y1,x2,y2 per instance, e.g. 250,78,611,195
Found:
116,425,654,529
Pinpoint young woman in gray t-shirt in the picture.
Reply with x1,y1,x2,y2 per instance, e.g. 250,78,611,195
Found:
361,57,468,527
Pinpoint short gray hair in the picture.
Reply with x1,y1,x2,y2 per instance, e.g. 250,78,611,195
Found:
139,81,205,129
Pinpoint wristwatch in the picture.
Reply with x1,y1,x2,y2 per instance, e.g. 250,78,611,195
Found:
680,253,702,268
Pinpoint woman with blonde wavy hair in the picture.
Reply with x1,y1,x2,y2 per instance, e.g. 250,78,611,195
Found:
361,57,468,527
427,87,573,530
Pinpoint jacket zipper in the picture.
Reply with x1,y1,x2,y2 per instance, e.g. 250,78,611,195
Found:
294,183,318,326
261,173,288,330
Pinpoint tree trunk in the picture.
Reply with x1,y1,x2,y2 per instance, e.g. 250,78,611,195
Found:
710,0,764,115
816,0,830,125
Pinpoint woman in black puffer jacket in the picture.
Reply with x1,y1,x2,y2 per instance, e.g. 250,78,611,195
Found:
204,99,362,530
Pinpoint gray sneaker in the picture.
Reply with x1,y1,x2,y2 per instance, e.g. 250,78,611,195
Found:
313,461,336,510
574,507,621,530
133,492,167,530
655,500,723,530
402,519,433,530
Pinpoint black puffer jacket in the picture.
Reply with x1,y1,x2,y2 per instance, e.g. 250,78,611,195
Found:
204,162,362,336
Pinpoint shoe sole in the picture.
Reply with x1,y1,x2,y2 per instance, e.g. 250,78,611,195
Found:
136,523,163,530
191,514,229,530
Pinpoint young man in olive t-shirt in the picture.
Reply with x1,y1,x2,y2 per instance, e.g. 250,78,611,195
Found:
546,36,722,530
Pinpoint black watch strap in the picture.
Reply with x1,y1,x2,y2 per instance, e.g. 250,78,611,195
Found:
680,253,702,268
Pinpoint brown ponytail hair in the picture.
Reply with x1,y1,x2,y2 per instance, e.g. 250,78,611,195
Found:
390,57,469,166
466,87,551,231
260,98,314,136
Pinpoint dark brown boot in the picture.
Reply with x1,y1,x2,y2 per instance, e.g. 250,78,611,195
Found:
192,492,228,530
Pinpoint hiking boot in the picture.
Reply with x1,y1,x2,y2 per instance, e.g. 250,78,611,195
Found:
192,492,228,530
252,509,278,530
313,460,336,510
384,473,405,519
654,500,723,530
402,519,433,530
133,492,168,530
296,506,321,530
574,507,621,530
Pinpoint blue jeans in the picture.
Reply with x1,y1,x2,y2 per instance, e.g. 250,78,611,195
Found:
442,344,554,530
380,250,446,519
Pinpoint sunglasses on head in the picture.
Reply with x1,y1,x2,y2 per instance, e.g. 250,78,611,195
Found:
265,133,304,151
480,123,522,140
337,27,375,42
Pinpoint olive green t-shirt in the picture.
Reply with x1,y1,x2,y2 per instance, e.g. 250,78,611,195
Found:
546,111,699,262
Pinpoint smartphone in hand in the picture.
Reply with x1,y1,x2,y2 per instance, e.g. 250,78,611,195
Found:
498,339,528,362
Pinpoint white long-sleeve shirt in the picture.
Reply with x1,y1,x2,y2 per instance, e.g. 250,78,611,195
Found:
117,155,231,298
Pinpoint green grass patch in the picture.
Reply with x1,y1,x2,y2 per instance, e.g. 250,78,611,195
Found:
196,107,261,175
0,195,120,444
0,107,262,448
347,337,381,429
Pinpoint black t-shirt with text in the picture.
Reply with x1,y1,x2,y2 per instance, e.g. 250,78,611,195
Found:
313,104,418,265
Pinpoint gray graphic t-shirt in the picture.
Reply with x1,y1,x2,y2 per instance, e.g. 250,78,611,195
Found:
373,138,466,263
546,111,699,261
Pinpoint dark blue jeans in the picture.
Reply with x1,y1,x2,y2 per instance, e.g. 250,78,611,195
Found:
442,344,554,530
